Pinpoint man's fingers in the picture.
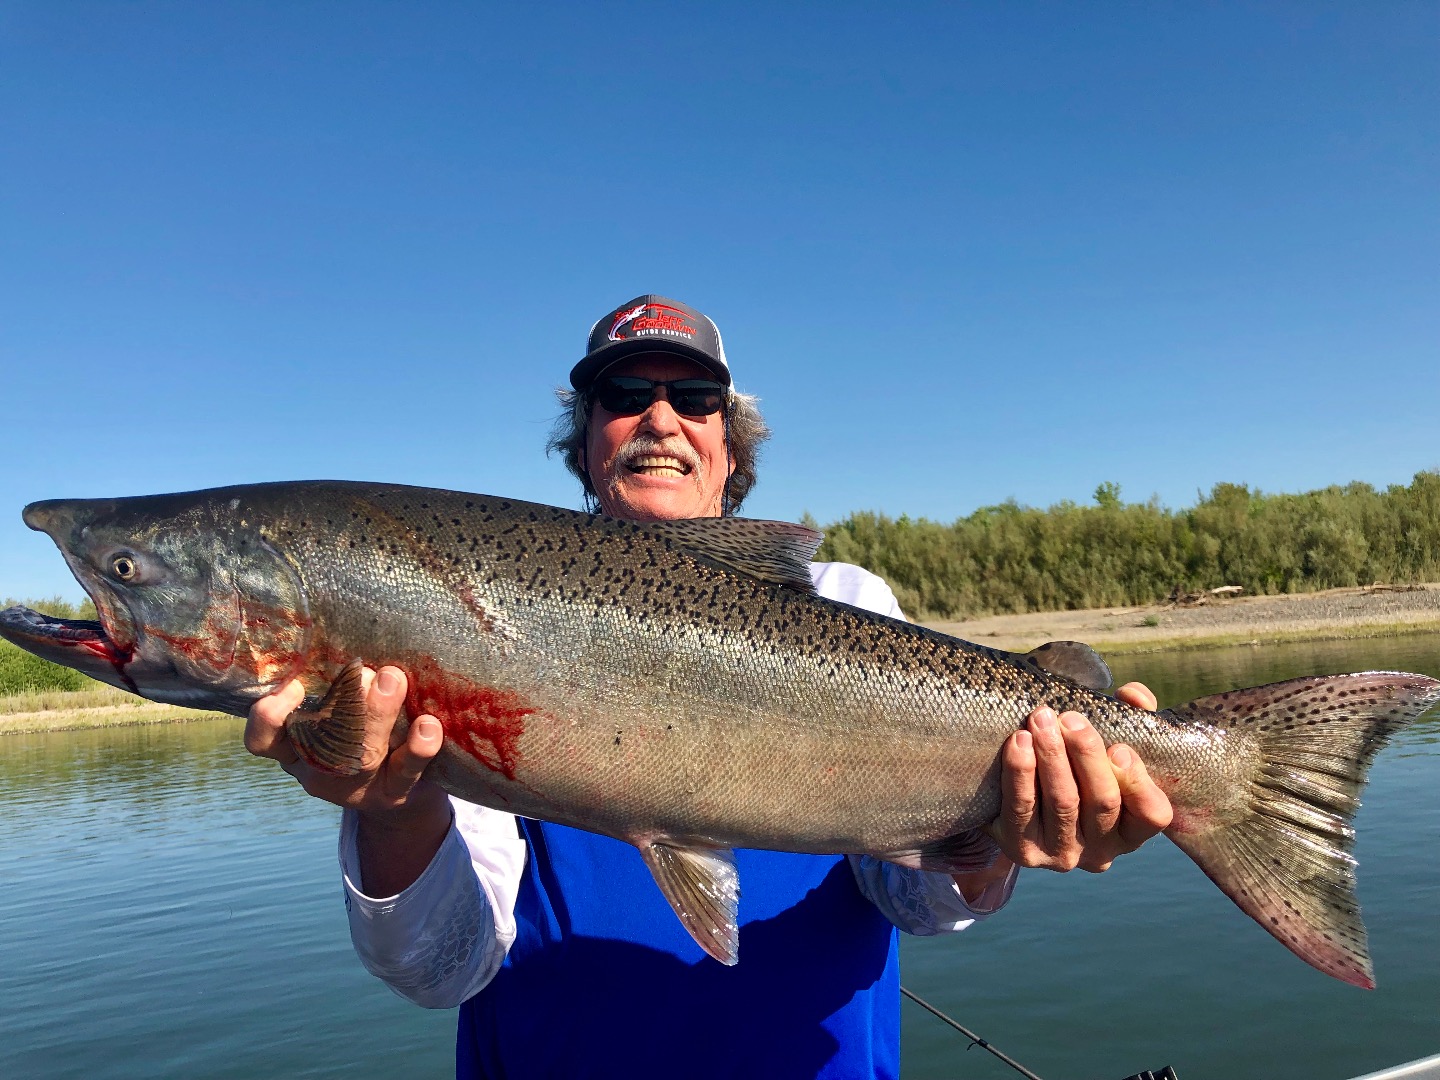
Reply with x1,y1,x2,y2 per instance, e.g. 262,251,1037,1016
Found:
991,728,1038,850
381,715,445,798
244,679,306,764
1116,681,1158,711
1110,744,1174,847
360,666,408,771
1029,708,1080,866
1060,712,1123,866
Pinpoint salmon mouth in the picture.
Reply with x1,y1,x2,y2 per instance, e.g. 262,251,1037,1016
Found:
0,604,137,687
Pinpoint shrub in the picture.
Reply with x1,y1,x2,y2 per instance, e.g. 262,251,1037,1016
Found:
814,471,1440,620
0,597,103,696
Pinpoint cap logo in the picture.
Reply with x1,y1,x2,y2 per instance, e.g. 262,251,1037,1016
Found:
607,302,699,344
607,303,649,341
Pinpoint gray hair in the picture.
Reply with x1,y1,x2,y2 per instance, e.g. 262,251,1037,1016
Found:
546,386,771,514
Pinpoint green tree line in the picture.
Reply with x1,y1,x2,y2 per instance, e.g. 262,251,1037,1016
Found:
814,471,1440,621
0,597,99,695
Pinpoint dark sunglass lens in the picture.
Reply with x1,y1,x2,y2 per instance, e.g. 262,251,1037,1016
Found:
668,381,724,416
595,378,653,415
593,377,723,416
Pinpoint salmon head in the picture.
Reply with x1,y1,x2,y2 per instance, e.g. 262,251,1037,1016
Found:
0,491,312,713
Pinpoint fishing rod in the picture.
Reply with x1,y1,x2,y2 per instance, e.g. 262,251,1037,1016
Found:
899,985,1180,1080
899,985,1045,1080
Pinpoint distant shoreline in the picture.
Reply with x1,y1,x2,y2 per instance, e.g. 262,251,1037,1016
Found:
923,582,1440,654
5,583,1437,734
0,700,232,735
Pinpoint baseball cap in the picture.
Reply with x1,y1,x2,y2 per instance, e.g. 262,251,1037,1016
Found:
570,294,731,390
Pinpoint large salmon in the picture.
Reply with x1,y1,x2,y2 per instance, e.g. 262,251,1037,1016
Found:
3,481,1436,987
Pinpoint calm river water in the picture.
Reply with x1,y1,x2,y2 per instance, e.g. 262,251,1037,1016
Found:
1,636,1436,1079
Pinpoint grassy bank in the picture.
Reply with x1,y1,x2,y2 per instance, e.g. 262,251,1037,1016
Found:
1088,617,1440,656
0,702,230,735
0,678,227,734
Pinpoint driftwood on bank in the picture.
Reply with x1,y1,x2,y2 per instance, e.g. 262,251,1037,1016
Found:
1164,584,1245,608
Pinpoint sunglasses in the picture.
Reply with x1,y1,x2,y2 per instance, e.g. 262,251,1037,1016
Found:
592,376,726,418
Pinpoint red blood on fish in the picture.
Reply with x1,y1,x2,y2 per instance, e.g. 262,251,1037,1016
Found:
404,655,536,780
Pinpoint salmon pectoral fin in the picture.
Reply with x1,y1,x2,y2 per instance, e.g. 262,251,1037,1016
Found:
878,827,1002,874
1166,671,1440,989
639,841,740,966
285,658,370,776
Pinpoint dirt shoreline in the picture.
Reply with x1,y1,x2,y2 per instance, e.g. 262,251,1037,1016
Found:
5,583,1437,734
0,701,231,735
923,582,1440,654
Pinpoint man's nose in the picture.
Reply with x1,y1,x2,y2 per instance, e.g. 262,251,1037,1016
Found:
636,393,683,436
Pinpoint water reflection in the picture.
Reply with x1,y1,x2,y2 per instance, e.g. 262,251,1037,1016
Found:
0,718,455,1079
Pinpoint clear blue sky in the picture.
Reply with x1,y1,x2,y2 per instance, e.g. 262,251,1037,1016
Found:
2,3,1436,601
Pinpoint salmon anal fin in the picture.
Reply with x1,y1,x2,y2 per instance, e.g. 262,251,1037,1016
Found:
880,827,1002,874
286,657,369,776
639,841,741,965
1017,640,1113,692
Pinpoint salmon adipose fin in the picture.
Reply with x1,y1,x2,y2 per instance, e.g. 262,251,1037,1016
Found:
1018,640,1113,692
639,841,741,965
286,658,371,776
1164,671,1440,989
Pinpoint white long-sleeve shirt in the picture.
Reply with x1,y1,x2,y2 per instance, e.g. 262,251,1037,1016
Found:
341,561,1018,1008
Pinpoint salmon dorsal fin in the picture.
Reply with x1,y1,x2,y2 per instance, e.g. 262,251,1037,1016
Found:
1015,640,1112,692
649,517,822,592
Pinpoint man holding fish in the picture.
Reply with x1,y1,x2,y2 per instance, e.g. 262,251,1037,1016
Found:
246,295,1174,1078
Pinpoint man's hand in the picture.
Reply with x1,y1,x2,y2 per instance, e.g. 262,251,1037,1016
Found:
245,666,452,896
953,681,1174,903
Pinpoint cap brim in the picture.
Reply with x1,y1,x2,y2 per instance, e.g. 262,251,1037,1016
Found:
570,339,731,389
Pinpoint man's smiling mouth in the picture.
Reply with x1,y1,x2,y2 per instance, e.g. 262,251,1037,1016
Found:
627,455,691,478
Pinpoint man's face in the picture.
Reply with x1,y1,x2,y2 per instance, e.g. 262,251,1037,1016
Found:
583,353,732,522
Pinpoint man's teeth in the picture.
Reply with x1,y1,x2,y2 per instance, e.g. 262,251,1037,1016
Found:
629,456,689,475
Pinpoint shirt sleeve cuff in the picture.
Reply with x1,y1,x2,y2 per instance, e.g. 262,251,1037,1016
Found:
848,855,1019,936
338,804,507,1008
953,861,1019,917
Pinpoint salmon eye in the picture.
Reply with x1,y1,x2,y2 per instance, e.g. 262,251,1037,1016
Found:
111,554,138,581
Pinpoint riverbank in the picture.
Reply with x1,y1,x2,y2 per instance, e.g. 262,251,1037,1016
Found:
5,583,1437,733
0,685,227,735
923,582,1440,654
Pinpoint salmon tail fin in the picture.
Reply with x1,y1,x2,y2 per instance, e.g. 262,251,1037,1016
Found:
1165,671,1440,989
